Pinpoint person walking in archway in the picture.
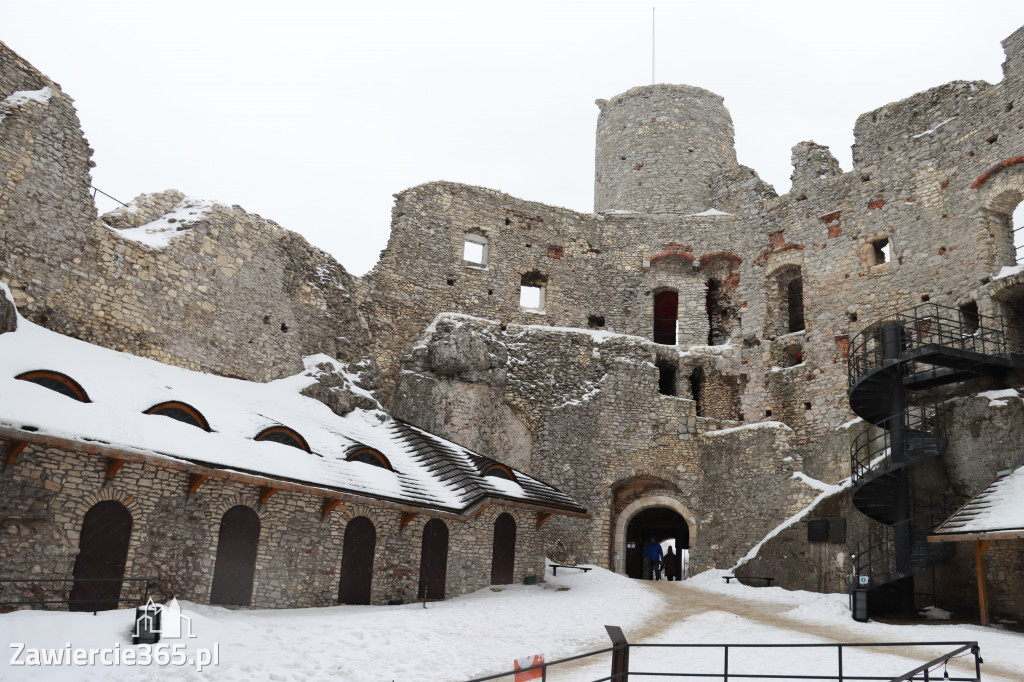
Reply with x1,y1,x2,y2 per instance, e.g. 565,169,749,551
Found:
643,536,664,580
663,546,678,581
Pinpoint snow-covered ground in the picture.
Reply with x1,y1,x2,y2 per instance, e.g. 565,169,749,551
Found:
2,565,1021,681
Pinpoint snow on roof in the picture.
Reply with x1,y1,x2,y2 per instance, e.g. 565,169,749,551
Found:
932,462,1024,538
0,287,584,517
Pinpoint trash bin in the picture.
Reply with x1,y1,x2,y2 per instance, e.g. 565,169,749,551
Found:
132,603,161,644
852,589,869,622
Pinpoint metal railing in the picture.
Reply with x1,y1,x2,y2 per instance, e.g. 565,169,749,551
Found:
91,186,128,207
850,404,948,486
847,303,1016,388
850,494,958,587
0,577,151,615
464,632,982,682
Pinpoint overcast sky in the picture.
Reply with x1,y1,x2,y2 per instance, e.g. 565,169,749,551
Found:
5,1,1024,275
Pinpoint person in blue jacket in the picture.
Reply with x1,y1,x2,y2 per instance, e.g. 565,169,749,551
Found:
643,536,664,580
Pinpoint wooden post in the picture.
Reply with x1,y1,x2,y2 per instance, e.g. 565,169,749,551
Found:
105,457,127,480
5,439,28,465
605,625,629,682
187,473,209,494
975,539,993,626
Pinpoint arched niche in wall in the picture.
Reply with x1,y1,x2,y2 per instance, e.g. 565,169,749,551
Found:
418,518,449,600
338,516,376,605
210,505,261,606
490,513,517,585
69,500,133,611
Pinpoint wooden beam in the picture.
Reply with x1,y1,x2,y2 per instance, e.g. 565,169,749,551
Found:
321,498,342,518
6,439,28,465
975,539,993,626
187,473,209,494
258,486,279,505
400,511,418,528
105,457,127,480
537,512,553,528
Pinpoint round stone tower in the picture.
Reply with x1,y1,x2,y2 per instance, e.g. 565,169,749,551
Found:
594,84,738,214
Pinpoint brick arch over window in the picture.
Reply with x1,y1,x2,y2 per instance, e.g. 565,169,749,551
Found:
613,495,697,575
977,175,1024,269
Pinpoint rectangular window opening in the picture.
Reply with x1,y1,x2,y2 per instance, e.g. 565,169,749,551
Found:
960,300,980,335
462,234,488,266
871,238,890,265
520,285,544,311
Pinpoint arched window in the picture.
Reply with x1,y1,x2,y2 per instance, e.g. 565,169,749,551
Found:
483,464,516,481
418,519,449,600
144,401,210,431
69,500,132,611
16,370,89,402
338,516,376,605
254,425,310,452
210,505,261,606
490,513,516,585
653,290,678,345
346,448,392,470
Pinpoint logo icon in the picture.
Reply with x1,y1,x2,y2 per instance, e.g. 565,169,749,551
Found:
132,597,196,643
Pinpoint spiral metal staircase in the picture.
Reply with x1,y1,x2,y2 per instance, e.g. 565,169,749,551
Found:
847,303,1024,615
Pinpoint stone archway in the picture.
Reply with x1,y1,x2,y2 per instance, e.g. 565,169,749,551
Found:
613,495,697,575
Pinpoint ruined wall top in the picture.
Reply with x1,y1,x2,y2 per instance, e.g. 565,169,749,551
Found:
594,84,738,215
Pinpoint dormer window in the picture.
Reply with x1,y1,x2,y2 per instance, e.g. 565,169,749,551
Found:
144,401,210,431
16,370,89,402
346,447,392,470
254,425,310,452
484,464,516,482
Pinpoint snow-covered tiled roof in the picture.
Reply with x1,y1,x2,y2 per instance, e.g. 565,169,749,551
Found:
0,288,585,517
931,462,1024,540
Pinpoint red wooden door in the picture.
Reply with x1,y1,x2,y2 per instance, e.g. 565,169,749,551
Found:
69,500,133,611
338,516,376,604
490,513,516,585
418,519,448,600
654,291,678,344
210,505,260,606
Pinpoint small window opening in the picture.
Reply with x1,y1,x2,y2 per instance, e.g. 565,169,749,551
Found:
765,409,773,418
782,341,803,367
145,401,210,431
280,322,289,333
787,276,805,333
347,448,392,470
921,294,930,302
657,358,677,396
484,464,516,481
987,135,998,144
519,271,547,311
446,278,455,286
804,402,812,410
16,370,90,403
588,314,606,328
871,238,890,265
653,290,678,344
463,233,488,266
255,425,311,452
848,311,858,323
960,301,980,335
690,367,705,416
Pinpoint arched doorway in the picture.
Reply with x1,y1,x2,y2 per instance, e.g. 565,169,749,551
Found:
625,506,690,579
69,500,133,611
338,516,376,604
210,505,261,606
418,519,449,600
490,513,516,585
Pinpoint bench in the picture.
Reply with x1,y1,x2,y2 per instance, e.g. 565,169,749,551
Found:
549,564,592,576
723,575,775,586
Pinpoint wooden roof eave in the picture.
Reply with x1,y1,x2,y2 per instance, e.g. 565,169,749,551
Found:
928,529,1024,543
0,426,587,521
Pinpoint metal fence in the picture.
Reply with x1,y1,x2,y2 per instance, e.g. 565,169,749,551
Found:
465,627,982,682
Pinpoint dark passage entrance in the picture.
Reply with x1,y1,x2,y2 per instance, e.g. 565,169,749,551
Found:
69,500,133,611
625,506,689,580
653,290,679,345
418,518,449,600
210,505,261,606
338,516,376,604
490,513,517,585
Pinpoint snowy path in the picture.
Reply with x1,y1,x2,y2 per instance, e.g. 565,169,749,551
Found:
552,576,1022,682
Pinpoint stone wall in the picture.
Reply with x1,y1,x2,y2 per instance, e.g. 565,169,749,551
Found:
0,438,545,608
